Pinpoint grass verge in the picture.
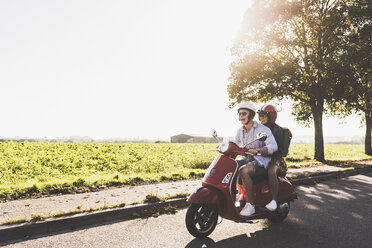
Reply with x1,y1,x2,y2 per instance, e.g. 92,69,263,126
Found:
0,142,370,201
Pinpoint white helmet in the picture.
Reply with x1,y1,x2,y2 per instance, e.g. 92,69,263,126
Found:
237,101,256,121
237,102,256,113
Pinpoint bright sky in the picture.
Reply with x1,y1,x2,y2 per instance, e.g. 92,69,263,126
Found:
0,0,365,141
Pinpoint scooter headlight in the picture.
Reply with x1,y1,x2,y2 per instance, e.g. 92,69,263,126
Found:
218,141,230,153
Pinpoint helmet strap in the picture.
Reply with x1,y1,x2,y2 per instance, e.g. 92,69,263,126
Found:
246,112,254,125
248,110,255,121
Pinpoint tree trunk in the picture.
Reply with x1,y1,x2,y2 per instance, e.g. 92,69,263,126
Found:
365,112,372,156
313,102,325,162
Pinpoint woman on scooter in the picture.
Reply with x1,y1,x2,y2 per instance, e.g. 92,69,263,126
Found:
234,102,278,216
257,104,288,212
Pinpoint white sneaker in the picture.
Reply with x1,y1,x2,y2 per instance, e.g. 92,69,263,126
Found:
240,203,255,216
265,200,278,211
235,200,246,208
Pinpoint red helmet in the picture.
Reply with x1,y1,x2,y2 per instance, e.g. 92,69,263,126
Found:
257,104,277,123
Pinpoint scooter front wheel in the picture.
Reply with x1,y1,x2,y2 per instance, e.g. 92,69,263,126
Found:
185,203,218,238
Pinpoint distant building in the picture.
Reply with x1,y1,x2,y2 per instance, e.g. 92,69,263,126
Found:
170,134,216,143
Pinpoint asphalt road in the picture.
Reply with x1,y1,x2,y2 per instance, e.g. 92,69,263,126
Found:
1,173,372,248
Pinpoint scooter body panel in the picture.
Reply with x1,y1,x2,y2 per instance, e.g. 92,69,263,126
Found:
188,154,297,223
277,177,298,203
187,186,222,207
197,155,241,220
250,177,297,206
202,155,238,189
237,177,297,203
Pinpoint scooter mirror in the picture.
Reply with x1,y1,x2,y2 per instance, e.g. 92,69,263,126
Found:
212,129,220,142
256,132,267,141
212,129,218,139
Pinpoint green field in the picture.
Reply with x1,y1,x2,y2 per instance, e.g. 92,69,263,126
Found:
0,142,370,200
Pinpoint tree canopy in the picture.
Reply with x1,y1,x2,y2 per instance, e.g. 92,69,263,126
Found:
329,0,371,154
228,0,369,161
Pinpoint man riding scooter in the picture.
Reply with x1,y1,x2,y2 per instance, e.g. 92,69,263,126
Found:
185,103,296,237
234,102,278,216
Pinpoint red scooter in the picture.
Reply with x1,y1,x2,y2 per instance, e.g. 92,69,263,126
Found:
185,131,297,238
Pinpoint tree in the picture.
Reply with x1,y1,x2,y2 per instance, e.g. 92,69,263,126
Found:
228,0,351,161
329,0,371,155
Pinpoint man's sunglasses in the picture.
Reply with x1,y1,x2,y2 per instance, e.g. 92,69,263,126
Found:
238,112,249,116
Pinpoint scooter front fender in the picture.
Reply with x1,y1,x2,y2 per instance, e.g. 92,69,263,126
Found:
187,186,222,207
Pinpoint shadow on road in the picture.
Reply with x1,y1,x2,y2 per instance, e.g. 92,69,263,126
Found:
184,221,315,248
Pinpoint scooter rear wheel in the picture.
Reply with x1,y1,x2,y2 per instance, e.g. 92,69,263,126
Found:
185,203,218,238
268,202,290,223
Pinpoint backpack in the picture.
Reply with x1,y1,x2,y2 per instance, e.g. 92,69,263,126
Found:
276,126,292,157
